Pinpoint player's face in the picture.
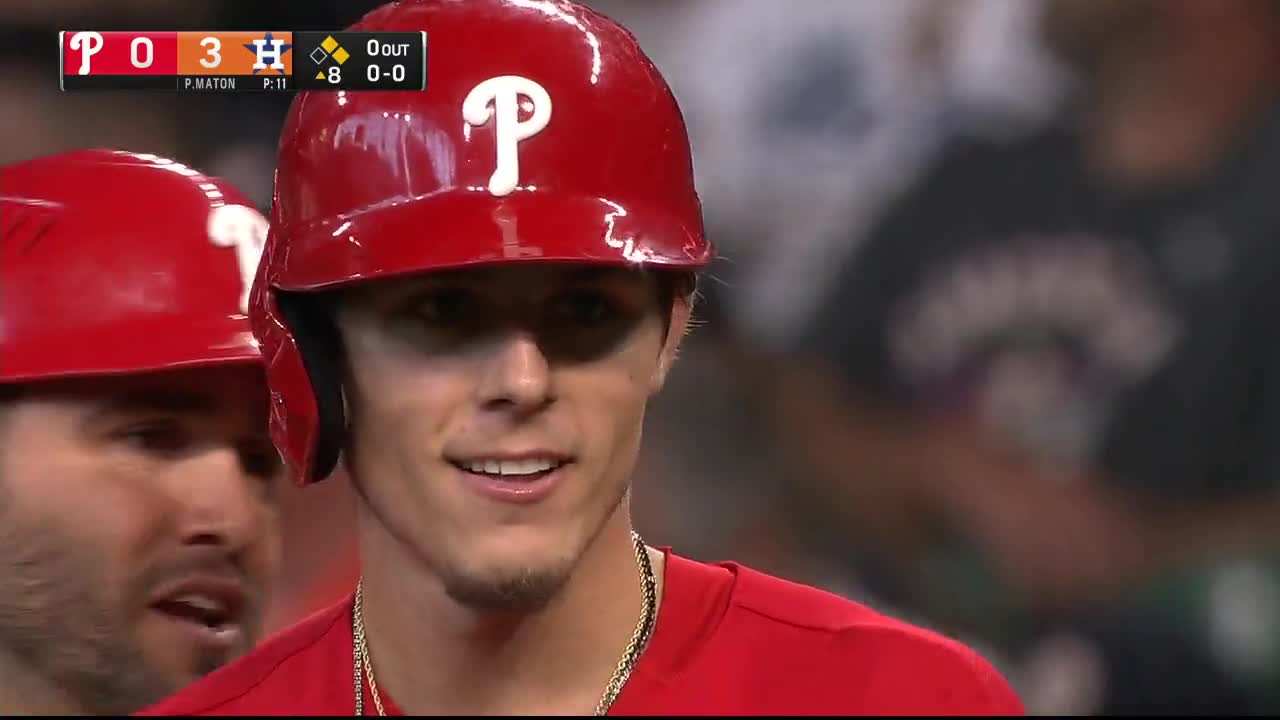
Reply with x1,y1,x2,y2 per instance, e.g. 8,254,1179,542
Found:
336,264,688,610
0,366,282,714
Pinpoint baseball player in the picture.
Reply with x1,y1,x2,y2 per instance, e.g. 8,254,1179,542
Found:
0,149,282,714
141,0,1023,714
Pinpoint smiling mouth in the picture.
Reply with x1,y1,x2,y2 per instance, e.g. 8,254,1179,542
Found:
449,457,570,481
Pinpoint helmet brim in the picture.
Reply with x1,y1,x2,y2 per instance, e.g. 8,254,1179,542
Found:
268,190,711,293
1,315,261,384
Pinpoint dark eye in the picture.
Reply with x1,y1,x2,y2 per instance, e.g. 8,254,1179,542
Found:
553,289,615,326
113,419,192,456
239,443,284,483
412,288,474,325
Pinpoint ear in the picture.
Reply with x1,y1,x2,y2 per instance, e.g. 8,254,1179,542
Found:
651,295,693,393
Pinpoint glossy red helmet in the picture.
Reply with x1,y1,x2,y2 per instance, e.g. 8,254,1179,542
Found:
1,148,267,384
254,0,714,484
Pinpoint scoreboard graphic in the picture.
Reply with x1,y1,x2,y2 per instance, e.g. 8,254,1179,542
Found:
60,31,427,92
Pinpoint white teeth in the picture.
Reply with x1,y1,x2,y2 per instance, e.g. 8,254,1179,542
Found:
463,459,559,476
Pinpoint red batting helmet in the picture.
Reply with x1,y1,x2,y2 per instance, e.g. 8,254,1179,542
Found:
253,0,714,484
1,148,267,384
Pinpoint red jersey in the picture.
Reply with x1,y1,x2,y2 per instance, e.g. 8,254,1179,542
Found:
138,550,1024,715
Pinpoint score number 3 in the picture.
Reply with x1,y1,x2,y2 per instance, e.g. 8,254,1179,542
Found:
200,36,222,69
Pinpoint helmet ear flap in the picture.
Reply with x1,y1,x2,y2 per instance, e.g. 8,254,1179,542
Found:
274,290,348,483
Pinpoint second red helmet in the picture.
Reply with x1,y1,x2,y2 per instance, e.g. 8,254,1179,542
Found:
2,148,266,385
253,0,714,483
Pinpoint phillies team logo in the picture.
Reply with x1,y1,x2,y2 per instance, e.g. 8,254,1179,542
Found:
462,75,552,197
69,31,104,74
207,204,269,314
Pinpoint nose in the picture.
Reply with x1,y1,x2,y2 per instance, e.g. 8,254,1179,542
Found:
169,447,272,552
476,330,553,412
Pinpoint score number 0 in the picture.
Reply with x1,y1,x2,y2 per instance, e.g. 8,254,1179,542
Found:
365,64,406,83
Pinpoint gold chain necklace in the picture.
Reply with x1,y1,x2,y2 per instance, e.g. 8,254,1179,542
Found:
352,531,658,716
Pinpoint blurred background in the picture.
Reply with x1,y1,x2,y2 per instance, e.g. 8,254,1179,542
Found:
6,0,1280,714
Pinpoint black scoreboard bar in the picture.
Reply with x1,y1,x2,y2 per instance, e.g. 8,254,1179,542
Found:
293,32,427,91
62,75,296,92
59,30,425,93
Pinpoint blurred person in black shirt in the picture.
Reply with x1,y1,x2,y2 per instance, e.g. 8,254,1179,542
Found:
770,0,1280,713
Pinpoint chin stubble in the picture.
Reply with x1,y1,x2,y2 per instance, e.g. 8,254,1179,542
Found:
0,509,176,714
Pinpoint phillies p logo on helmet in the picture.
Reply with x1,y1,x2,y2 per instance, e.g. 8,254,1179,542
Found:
207,204,269,314
463,75,553,197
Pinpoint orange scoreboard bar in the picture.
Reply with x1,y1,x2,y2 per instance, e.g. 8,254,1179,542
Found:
60,30,427,92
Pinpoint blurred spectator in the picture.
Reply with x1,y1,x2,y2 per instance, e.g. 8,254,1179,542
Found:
589,0,1063,350
0,64,183,167
770,0,1280,713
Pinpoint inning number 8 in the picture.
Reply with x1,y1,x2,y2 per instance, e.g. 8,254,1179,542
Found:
207,204,269,314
